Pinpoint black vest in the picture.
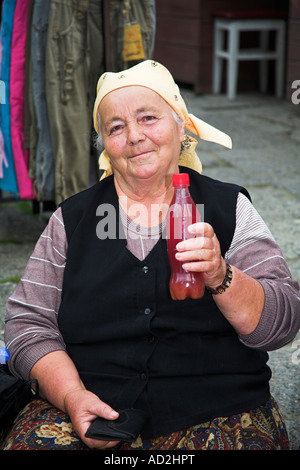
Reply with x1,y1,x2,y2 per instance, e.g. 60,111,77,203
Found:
59,167,270,439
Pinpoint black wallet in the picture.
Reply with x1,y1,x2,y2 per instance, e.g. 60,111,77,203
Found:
85,408,148,442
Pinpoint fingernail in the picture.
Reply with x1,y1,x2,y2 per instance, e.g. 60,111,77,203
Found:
110,410,119,419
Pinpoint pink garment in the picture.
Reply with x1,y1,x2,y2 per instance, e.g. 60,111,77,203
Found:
10,0,35,199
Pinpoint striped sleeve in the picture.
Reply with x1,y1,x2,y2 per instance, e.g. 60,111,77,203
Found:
226,193,300,351
226,192,275,259
4,207,67,380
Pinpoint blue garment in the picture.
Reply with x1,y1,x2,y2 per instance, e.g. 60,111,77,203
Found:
0,10,8,179
0,0,18,195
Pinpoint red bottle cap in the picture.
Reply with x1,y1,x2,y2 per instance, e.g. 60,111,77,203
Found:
172,173,190,186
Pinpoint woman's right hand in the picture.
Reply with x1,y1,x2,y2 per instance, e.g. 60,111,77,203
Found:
30,351,119,449
64,388,120,449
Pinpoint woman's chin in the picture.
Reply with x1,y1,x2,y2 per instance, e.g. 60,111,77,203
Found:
128,162,161,180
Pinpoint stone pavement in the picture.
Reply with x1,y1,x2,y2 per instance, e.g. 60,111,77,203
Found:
0,92,299,449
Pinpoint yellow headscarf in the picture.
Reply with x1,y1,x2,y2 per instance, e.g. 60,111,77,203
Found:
93,60,232,179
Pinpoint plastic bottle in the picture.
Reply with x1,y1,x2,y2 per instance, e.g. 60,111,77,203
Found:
166,173,205,300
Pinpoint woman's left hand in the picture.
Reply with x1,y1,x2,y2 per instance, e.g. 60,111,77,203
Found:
175,222,265,335
175,222,226,290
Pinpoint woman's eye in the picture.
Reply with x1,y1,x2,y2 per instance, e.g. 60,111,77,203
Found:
109,124,123,135
142,115,156,123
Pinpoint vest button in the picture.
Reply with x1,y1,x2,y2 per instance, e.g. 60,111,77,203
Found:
146,335,155,343
142,266,149,273
144,307,152,315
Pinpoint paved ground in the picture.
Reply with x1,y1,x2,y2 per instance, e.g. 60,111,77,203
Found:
0,91,299,449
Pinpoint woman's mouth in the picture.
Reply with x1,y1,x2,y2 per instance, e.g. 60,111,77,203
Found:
129,150,153,159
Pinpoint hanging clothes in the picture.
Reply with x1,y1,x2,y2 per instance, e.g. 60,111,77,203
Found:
0,17,8,179
30,0,54,201
0,127,7,179
9,0,35,199
0,0,156,203
107,0,156,72
45,0,104,204
0,0,18,196
23,0,35,165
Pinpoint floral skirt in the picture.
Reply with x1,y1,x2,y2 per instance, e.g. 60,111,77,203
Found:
0,396,289,450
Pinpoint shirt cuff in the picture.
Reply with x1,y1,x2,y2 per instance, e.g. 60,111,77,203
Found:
11,340,66,381
238,281,278,351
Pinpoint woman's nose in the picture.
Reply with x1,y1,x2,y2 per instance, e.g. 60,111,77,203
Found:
126,121,145,145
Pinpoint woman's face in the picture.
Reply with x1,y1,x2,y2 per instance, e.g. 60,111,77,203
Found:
99,86,184,183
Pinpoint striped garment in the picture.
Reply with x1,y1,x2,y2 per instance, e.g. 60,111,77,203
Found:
4,193,300,380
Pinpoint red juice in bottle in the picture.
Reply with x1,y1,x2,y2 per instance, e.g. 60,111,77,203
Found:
166,173,205,300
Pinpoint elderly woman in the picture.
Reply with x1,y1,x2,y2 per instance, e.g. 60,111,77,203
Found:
2,61,300,451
